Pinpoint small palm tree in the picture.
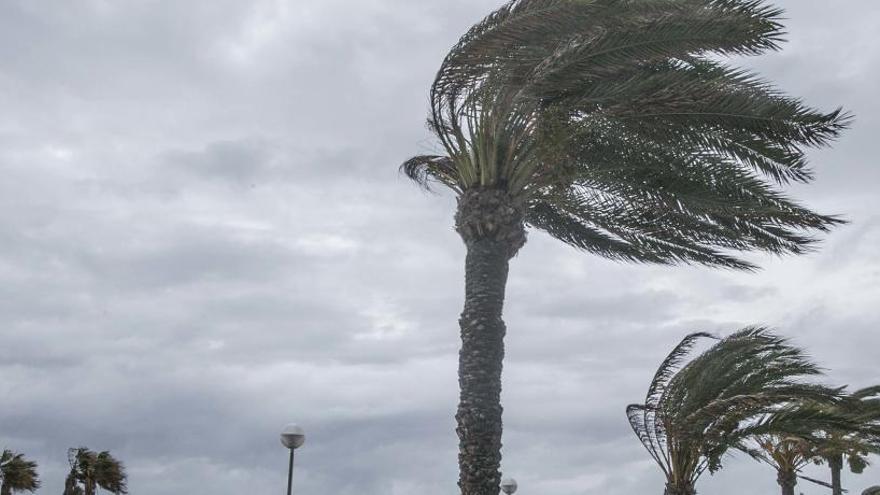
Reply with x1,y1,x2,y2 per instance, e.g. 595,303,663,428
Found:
746,392,880,495
754,434,877,495
627,328,842,495
401,1,849,492
750,432,848,495
815,386,880,495
0,450,39,495
753,435,817,495
64,448,127,495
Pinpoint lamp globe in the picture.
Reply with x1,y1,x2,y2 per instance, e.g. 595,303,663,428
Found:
280,424,305,450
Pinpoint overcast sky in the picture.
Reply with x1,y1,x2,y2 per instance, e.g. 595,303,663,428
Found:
0,1,878,494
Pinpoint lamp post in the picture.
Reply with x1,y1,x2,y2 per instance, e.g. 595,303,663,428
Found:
501,478,518,495
280,424,305,495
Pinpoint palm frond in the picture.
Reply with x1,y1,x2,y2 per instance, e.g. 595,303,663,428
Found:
646,332,717,408
401,155,461,192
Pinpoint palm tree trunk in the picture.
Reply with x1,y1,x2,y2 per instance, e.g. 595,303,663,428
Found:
829,454,843,495
664,481,696,495
1,481,10,495
777,469,797,495
456,238,509,495
454,189,526,495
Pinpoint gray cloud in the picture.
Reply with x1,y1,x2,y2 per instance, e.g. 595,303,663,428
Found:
1,1,879,494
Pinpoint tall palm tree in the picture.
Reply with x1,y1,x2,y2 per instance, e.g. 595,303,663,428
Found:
627,328,843,495
0,450,39,495
402,1,849,492
64,448,127,495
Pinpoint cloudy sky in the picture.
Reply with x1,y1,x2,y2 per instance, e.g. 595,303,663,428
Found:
1,1,878,494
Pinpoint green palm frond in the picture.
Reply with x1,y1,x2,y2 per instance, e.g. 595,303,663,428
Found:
850,386,880,401
798,474,836,489
402,0,849,269
433,0,785,99
646,332,716,409
401,155,461,193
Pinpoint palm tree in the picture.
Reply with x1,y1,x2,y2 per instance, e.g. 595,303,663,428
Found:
627,328,843,495
401,1,849,492
745,391,880,495
815,386,880,495
64,448,127,495
0,450,39,495
752,435,818,495
751,432,877,495
750,430,865,495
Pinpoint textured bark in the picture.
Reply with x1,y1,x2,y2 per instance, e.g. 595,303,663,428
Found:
455,189,527,258
455,189,525,495
777,469,797,495
664,482,696,495
829,454,843,495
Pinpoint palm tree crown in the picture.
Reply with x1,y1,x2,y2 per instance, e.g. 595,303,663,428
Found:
0,450,39,495
64,448,127,495
403,0,849,269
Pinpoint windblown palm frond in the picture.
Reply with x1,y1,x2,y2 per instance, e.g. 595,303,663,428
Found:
627,327,842,494
403,0,850,269
844,386,880,428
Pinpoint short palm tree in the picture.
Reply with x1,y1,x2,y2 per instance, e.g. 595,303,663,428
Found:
64,448,127,495
627,328,843,495
751,432,876,495
748,391,880,495
752,435,819,495
402,1,849,492
0,450,39,495
815,386,880,495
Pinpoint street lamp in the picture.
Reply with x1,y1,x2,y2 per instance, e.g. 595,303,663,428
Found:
501,478,518,494
280,424,305,495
